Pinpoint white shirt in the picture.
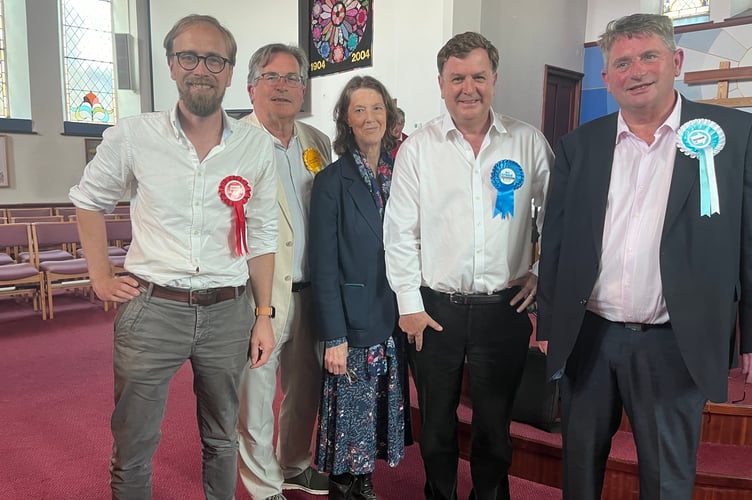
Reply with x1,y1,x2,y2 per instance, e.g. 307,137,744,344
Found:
588,96,682,324
69,106,278,288
384,111,552,315
255,125,314,283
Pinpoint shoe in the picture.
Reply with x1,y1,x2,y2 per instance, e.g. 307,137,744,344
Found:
328,473,356,500
264,495,287,500
353,473,377,500
282,466,329,495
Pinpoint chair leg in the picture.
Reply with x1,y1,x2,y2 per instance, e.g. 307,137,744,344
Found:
46,276,54,320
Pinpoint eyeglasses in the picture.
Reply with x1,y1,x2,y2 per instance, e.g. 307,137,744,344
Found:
255,72,304,88
171,51,231,74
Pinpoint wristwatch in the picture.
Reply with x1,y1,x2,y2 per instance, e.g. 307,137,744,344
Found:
254,306,276,318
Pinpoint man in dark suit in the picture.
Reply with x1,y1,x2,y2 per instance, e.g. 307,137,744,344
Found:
537,13,752,500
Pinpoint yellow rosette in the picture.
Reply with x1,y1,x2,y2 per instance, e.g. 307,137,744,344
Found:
303,148,324,174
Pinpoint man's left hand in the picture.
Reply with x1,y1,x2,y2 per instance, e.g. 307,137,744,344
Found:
249,317,275,368
509,272,537,313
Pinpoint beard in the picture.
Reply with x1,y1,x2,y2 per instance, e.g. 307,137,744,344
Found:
178,78,226,117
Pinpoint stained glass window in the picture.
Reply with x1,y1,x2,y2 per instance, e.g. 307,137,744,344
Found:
663,0,710,25
0,0,8,118
61,0,116,125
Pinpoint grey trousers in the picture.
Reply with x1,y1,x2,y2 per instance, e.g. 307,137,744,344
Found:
109,289,252,500
237,287,324,498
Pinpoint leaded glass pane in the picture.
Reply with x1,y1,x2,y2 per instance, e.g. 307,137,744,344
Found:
664,0,710,22
0,0,8,118
61,0,116,124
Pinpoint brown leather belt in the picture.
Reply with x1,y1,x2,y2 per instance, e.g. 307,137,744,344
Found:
132,275,245,306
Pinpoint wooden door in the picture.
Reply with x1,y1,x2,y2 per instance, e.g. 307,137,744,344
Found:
541,65,584,149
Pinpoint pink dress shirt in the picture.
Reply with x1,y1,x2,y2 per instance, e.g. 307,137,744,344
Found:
587,97,684,324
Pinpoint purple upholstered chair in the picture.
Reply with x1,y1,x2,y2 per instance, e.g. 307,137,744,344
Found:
31,222,93,319
0,224,46,318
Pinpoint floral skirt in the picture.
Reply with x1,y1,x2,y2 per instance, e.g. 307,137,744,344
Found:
315,337,405,474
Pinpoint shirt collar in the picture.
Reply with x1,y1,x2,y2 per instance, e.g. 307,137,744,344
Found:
441,108,505,139
616,92,682,144
169,104,233,141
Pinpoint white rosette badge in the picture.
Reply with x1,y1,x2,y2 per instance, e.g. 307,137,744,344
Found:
676,119,725,217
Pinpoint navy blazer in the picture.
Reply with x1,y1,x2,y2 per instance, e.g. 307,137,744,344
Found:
538,98,752,402
309,152,397,348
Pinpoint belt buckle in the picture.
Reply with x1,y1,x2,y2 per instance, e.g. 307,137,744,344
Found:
623,322,646,332
189,288,218,306
448,293,467,305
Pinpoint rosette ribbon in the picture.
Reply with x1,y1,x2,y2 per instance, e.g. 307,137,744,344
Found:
303,148,324,174
490,160,525,219
676,119,725,217
218,176,252,256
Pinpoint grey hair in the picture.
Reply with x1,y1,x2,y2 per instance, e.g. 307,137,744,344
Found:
247,43,308,87
598,13,676,66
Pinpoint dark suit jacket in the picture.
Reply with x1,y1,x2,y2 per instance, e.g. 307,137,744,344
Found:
309,152,397,348
538,98,752,402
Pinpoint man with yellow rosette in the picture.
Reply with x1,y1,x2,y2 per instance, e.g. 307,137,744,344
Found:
538,13,752,500
237,43,332,500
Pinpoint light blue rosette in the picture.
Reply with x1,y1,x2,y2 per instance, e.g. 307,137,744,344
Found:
490,160,524,219
676,119,725,217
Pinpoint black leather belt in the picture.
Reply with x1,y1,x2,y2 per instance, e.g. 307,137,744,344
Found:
132,275,244,306
620,321,671,332
588,311,671,332
421,286,520,305
292,281,311,292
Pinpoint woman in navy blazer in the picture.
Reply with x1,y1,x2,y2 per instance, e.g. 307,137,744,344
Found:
309,76,405,499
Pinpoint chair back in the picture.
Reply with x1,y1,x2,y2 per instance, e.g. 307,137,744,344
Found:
106,219,132,245
10,215,65,224
7,207,54,218
31,222,82,267
0,223,32,259
112,205,130,217
55,207,78,220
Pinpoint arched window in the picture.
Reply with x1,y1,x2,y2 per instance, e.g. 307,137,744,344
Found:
664,0,711,26
60,0,117,132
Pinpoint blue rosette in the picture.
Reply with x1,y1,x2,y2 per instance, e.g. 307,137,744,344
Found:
490,160,524,219
676,119,725,217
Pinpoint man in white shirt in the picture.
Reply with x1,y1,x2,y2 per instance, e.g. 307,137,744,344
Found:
69,15,277,500
237,44,331,500
384,32,552,500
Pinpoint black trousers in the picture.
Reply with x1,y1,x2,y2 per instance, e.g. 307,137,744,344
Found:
410,288,532,500
560,312,706,500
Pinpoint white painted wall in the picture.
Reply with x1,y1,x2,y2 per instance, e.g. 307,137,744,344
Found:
490,0,588,128
149,0,448,142
15,0,726,203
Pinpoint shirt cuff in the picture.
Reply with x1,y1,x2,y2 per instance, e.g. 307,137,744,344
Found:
396,289,425,315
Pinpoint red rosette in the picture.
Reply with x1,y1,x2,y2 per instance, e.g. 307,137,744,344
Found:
218,175,253,256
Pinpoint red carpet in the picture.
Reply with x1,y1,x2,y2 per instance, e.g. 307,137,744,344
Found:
0,295,560,499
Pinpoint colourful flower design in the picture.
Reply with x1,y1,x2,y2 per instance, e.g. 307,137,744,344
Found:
311,0,369,64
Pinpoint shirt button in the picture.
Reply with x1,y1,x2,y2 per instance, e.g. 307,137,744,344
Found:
285,241,293,247
193,230,199,235
284,275,291,281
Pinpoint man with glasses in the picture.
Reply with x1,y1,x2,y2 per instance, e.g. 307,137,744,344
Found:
70,15,277,500
237,43,332,500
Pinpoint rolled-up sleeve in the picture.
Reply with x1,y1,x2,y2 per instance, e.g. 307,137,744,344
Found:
245,133,278,259
69,122,133,212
